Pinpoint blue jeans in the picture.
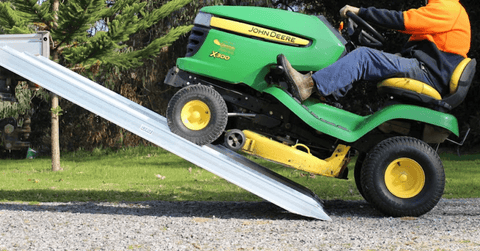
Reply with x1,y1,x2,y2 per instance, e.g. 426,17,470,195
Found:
311,47,435,99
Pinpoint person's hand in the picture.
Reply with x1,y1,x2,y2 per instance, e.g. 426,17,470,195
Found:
340,5,360,18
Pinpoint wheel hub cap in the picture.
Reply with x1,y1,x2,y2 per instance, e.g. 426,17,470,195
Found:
181,100,211,131
385,158,425,198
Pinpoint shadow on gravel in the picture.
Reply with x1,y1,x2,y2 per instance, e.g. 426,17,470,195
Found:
1,199,479,220
0,199,386,220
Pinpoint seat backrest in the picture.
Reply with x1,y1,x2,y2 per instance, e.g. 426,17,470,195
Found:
450,58,472,94
442,58,477,110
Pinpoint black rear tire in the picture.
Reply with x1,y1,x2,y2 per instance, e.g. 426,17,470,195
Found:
166,85,228,145
354,152,368,201
361,136,445,217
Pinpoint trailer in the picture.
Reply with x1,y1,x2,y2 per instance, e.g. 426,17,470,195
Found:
0,32,49,156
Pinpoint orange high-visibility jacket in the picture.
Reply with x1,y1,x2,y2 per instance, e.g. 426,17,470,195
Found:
359,0,471,95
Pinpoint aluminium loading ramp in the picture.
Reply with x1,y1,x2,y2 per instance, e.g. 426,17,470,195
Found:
0,46,331,221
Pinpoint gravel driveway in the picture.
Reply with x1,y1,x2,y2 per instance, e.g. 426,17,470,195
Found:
1,198,479,250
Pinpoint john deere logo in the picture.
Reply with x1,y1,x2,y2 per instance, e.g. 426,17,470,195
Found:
247,26,297,44
213,39,236,55
210,17,310,46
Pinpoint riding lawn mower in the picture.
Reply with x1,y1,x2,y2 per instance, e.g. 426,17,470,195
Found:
163,6,477,217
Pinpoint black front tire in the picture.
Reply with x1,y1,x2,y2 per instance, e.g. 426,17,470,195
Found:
361,136,445,217
166,85,228,145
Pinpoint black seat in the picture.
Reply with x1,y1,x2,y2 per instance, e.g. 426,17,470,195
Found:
377,58,477,112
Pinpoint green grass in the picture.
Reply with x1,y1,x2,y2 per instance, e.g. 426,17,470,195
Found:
440,153,480,199
1,146,479,203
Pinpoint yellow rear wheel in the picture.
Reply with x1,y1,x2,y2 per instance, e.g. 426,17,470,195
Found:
384,158,425,199
361,136,445,217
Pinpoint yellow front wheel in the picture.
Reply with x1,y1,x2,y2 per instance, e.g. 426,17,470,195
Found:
181,100,211,131
361,136,445,217
167,85,228,145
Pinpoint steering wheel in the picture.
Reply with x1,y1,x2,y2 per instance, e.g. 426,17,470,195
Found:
346,11,385,48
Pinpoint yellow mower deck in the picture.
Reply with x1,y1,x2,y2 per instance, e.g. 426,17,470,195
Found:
241,130,351,178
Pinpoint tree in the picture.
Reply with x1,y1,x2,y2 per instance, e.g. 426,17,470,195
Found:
0,0,193,170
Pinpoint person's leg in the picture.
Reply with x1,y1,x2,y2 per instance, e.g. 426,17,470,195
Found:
278,54,315,101
312,47,434,98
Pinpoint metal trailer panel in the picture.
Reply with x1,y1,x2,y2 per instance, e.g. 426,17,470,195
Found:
0,46,331,220
0,32,49,58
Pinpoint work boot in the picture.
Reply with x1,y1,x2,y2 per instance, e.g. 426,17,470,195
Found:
277,54,314,102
